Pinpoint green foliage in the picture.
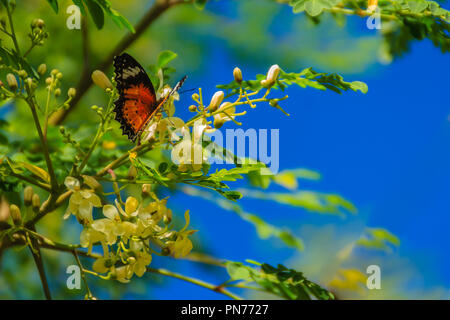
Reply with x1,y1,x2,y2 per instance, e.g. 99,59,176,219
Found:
218,67,368,96
356,227,400,251
291,0,340,17
45,0,135,32
225,261,335,300
287,0,450,56
243,189,357,216
183,186,305,250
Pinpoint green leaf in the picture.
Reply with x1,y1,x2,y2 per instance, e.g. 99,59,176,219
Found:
91,0,135,32
85,0,105,29
0,47,39,79
350,81,368,94
407,0,428,13
226,262,252,281
20,162,50,183
206,163,265,184
304,0,326,16
245,190,357,215
219,190,243,201
224,261,334,300
158,162,168,174
157,50,178,69
293,2,305,13
193,0,208,10
72,0,86,15
4,157,23,175
290,0,338,17
47,0,59,13
183,187,304,250
109,8,136,33
356,227,400,251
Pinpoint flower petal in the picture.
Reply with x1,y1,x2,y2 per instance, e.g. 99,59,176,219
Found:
64,176,80,191
103,204,119,221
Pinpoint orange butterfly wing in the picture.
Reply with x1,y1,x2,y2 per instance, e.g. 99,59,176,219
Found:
113,53,157,142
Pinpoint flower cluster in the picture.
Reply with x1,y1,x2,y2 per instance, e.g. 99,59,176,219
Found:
64,176,196,282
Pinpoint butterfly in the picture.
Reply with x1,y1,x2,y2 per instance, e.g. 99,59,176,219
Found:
113,52,187,143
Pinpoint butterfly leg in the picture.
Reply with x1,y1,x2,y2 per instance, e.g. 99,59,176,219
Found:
137,135,142,146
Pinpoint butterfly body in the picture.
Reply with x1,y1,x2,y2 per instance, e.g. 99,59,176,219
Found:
113,53,186,143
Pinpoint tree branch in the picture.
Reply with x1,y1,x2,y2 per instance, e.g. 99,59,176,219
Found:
27,227,52,300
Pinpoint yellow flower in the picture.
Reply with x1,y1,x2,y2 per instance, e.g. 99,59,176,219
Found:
125,197,139,216
213,102,235,124
171,120,208,172
167,234,193,258
64,177,101,225
102,140,117,150
141,117,186,143
80,226,108,254
129,152,137,161
166,210,196,258
111,265,132,283
92,255,114,274
92,204,138,245
127,240,152,277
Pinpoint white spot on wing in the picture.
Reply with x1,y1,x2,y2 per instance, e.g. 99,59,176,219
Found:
122,66,141,79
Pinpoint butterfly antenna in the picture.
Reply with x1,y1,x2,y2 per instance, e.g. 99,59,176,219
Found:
179,88,196,95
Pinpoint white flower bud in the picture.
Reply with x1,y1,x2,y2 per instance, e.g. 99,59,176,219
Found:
32,194,40,213
37,64,47,75
68,87,76,98
208,91,224,112
233,67,243,83
6,73,18,90
24,186,34,206
261,64,281,87
10,204,21,226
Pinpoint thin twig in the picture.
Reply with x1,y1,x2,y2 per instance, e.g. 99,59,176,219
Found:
26,227,52,300
72,250,94,299
5,2,21,56
10,172,52,192
25,96,58,191
147,267,242,300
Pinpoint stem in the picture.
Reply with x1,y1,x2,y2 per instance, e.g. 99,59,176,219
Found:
5,2,21,56
26,96,58,191
10,172,52,192
147,267,242,300
72,250,94,299
43,76,53,138
95,142,153,177
182,252,226,267
23,42,36,58
26,227,52,300
78,93,115,174
77,123,103,174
